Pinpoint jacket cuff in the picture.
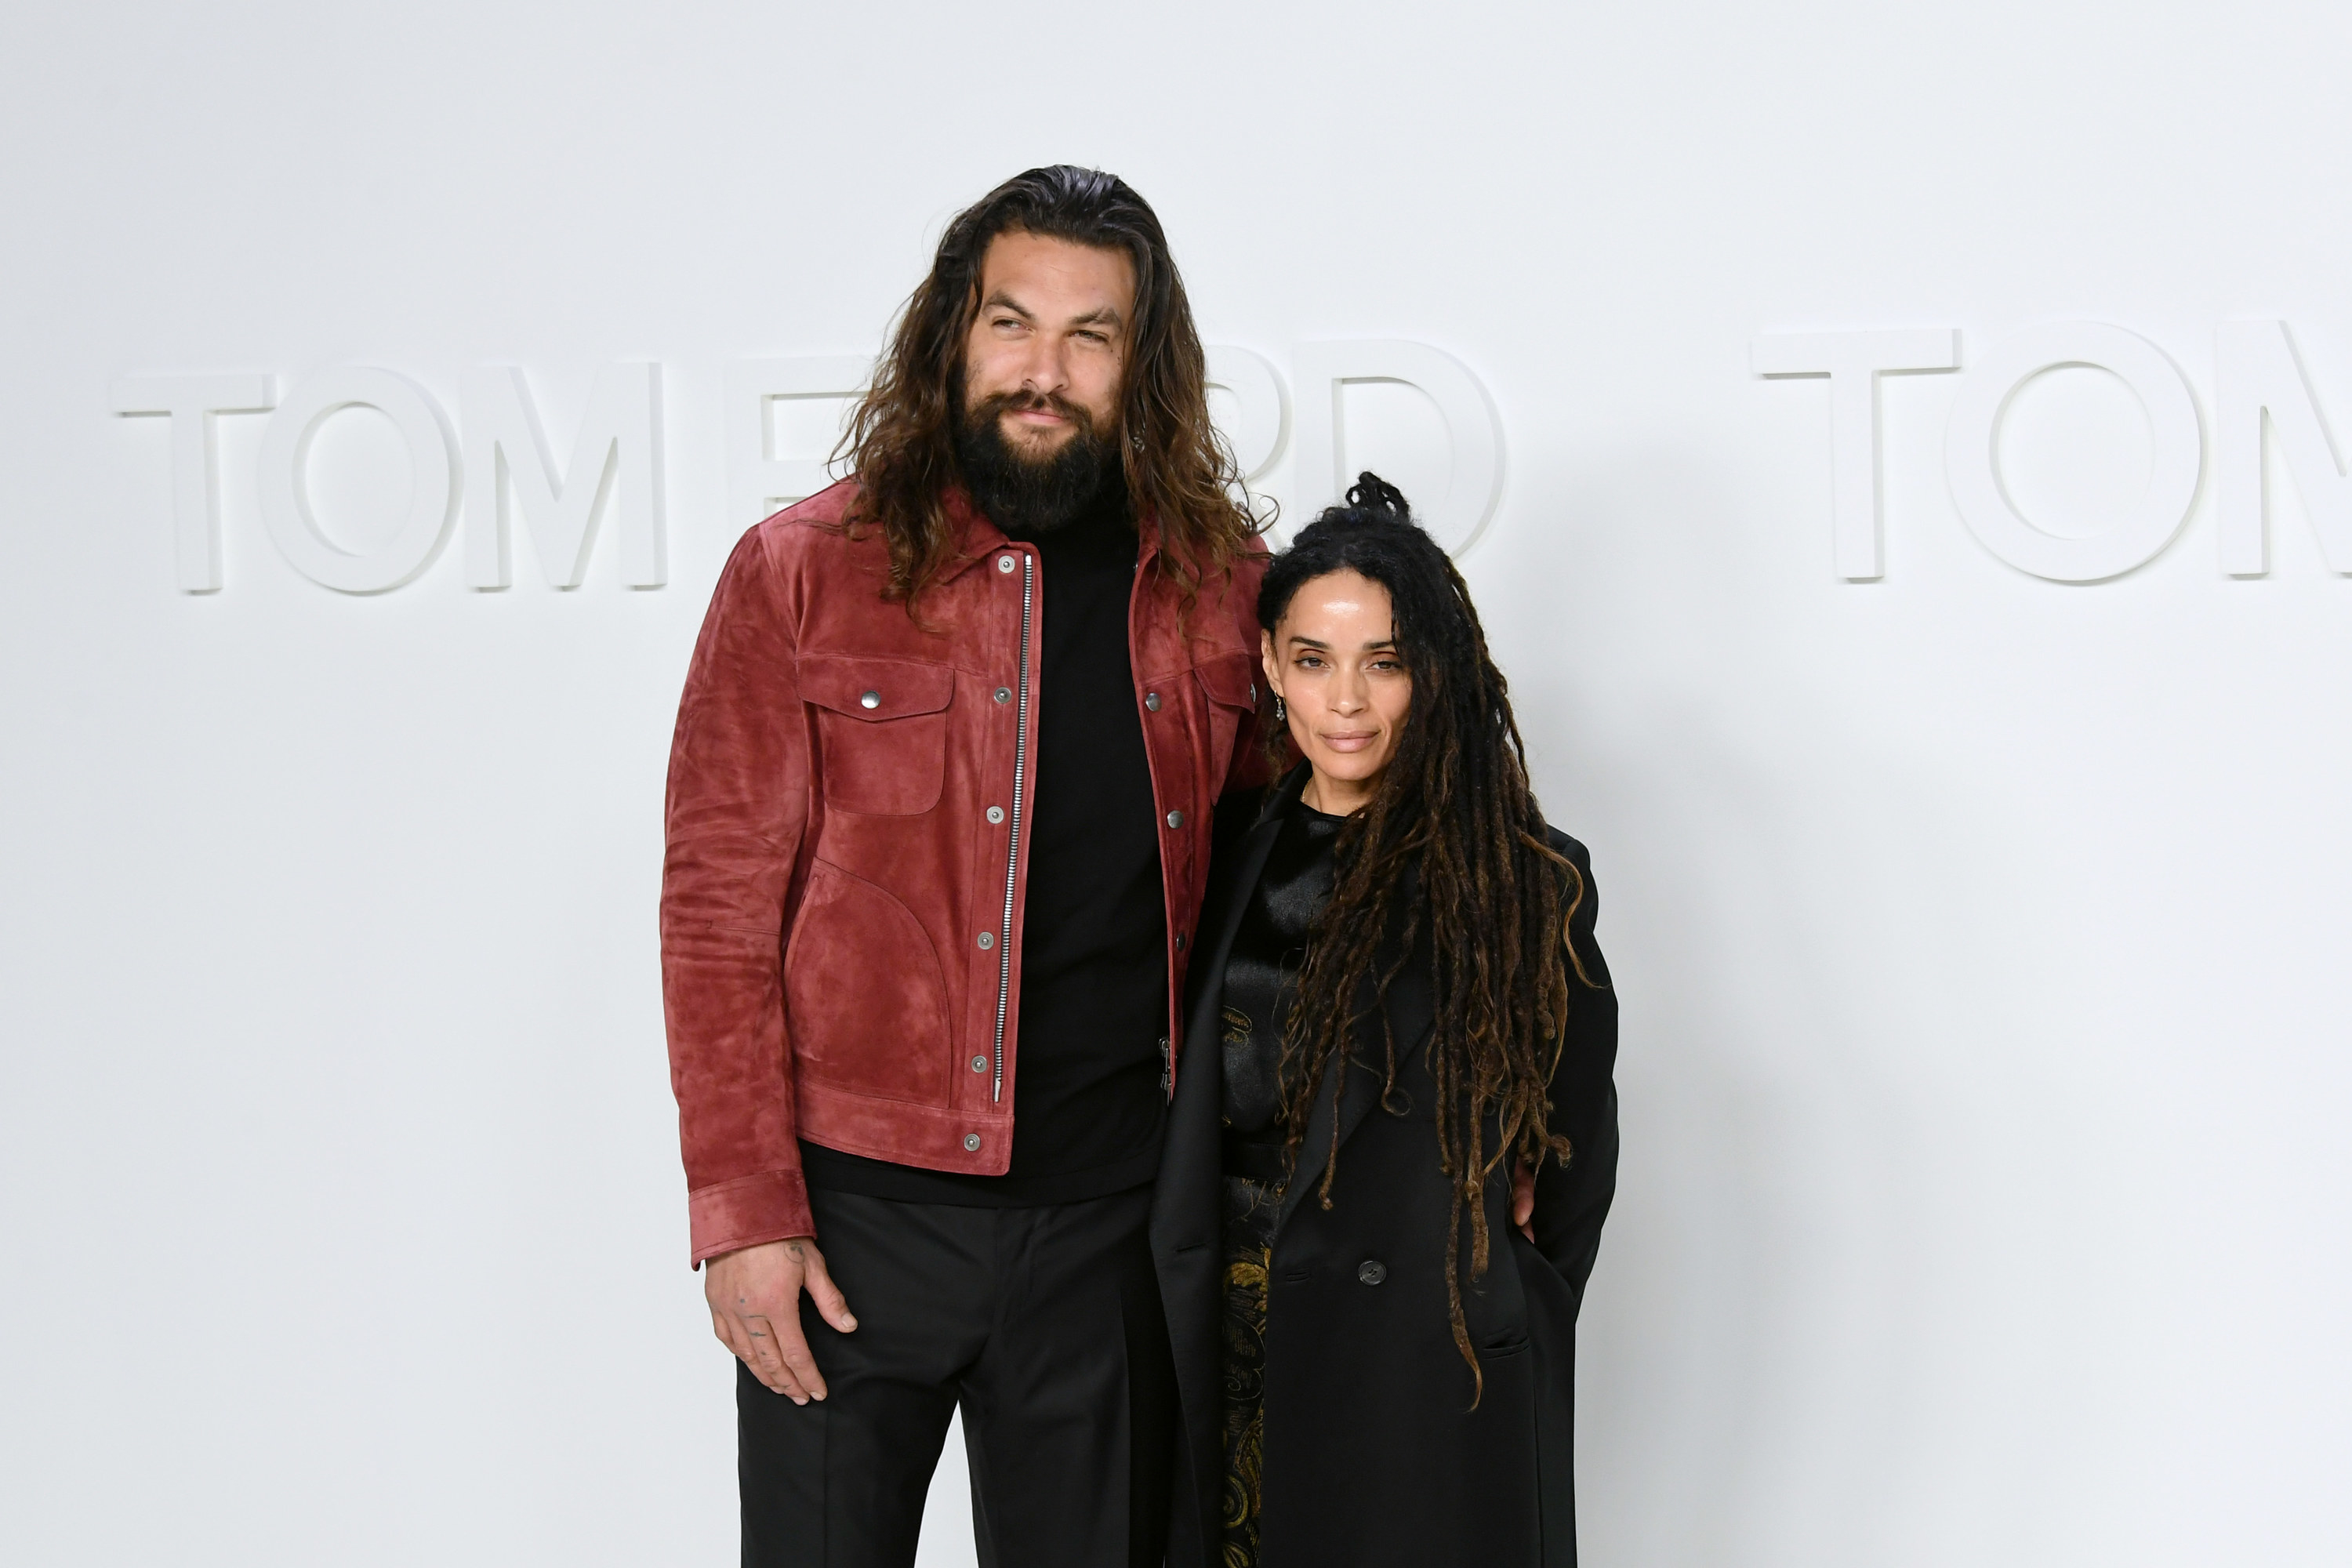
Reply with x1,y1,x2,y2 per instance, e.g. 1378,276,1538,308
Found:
687,1169,816,1269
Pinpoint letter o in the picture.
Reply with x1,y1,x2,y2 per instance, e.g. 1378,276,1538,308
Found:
1943,322,2202,583
259,368,456,593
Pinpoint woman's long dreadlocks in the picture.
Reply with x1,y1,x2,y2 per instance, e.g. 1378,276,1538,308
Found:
1265,474,1600,1403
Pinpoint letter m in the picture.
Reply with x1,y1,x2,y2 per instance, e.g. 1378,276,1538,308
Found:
462,363,665,588
2217,321,2352,576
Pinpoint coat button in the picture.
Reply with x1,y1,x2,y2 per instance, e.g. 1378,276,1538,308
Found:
994,687,1011,704
986,805,1004,823
977,931,995,950
1165,810,1183,828
859,690,880,710
1174,931,1186,952
1357,1260,1387,1286
1145,691,1162,712
997,555,1016,573
971,1055,988,1073
964,1133,982,1151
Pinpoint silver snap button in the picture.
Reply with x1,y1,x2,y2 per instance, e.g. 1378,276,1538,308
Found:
985,805,1004,824
1249,683,1256,702
994,687,1011,704
964,1132,982,1151
971,1055,988,1073
1357,1259,1387,1286
1144,691,1161,712
996,554,1015,573
977,931,995,950
1174,931,1186,952
859,690,880,710
1165,810,1184,829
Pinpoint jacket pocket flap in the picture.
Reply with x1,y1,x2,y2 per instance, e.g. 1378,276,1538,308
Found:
1193,652,1258,711
800,655,955,720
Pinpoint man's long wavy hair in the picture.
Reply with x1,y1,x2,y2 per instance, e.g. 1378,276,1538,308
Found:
1267,474,1601,1401
835,165,1255,605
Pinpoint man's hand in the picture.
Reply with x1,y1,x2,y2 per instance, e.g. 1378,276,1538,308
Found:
1512,1160,1536,1243
705,1236,858,1404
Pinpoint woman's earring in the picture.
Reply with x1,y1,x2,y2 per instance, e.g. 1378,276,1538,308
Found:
1272,694,1286,723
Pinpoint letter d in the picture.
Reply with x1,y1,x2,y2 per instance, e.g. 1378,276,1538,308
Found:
1291,341,1504,556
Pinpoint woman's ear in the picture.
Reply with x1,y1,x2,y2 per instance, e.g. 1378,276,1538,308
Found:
1259,628,1280,702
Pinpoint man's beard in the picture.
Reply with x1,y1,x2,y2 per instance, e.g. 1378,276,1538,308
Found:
953,389,1119,535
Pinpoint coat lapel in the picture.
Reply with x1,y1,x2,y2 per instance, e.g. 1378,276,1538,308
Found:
1149,777,1301,1568
1178,771,1305,1056
1277,870,1436,1236
1161,765,1305,1192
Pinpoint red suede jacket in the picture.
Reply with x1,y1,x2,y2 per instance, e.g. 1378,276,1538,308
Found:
661,481,1269,1264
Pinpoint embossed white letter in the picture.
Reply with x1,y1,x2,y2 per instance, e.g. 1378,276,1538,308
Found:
462,364,665,589
258,368,457,594
1290,341,1504,557
726,358,870,527
1204,346,1287,484
1944,323,2201,583
1751,330,1960,581
2216,320,2352,576
108,375,277,592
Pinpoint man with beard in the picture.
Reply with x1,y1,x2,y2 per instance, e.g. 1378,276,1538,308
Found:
660,166,1268,1567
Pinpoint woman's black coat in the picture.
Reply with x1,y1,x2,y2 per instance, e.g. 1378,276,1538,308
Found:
1150,773,1619,1568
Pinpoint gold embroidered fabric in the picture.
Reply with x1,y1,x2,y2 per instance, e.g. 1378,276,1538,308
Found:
1220,1172,1283,1568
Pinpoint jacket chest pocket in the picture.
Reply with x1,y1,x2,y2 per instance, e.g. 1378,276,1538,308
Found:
1193,651,1261,786
800,655,955,817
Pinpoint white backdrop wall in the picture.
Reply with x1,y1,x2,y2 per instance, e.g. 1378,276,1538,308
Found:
5,3,2350,1565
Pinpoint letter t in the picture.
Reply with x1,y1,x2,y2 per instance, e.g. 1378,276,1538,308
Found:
1752,331,1959,580
110,375,277,592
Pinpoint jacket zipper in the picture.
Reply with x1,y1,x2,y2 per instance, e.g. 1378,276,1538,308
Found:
992,550,1035,1103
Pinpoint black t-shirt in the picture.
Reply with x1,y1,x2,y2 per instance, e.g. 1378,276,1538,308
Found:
800,499,1171,1206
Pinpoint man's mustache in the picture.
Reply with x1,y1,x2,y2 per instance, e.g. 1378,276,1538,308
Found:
971,389,1098,436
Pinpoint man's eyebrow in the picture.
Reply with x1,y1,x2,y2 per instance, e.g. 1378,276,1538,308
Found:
1070,305,1125,328
979,290,1034,320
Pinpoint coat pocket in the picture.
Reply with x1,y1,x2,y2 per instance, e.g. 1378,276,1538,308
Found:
782,858,953,1105
799,655,954,816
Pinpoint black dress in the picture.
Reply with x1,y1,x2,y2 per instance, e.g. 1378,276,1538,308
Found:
1211,795,1345,1568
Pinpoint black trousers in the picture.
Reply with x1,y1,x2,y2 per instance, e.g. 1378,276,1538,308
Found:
738,1185,1175,1568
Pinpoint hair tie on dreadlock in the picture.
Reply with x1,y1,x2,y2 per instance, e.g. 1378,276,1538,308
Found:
1343,471,1412,521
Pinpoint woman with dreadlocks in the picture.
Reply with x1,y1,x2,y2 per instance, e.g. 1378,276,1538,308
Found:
1149,474,1619,1568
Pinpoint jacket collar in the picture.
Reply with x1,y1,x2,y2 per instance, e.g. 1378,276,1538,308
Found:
1257,760,1312,826
931,484,1163,586
1181,768,1303,1050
